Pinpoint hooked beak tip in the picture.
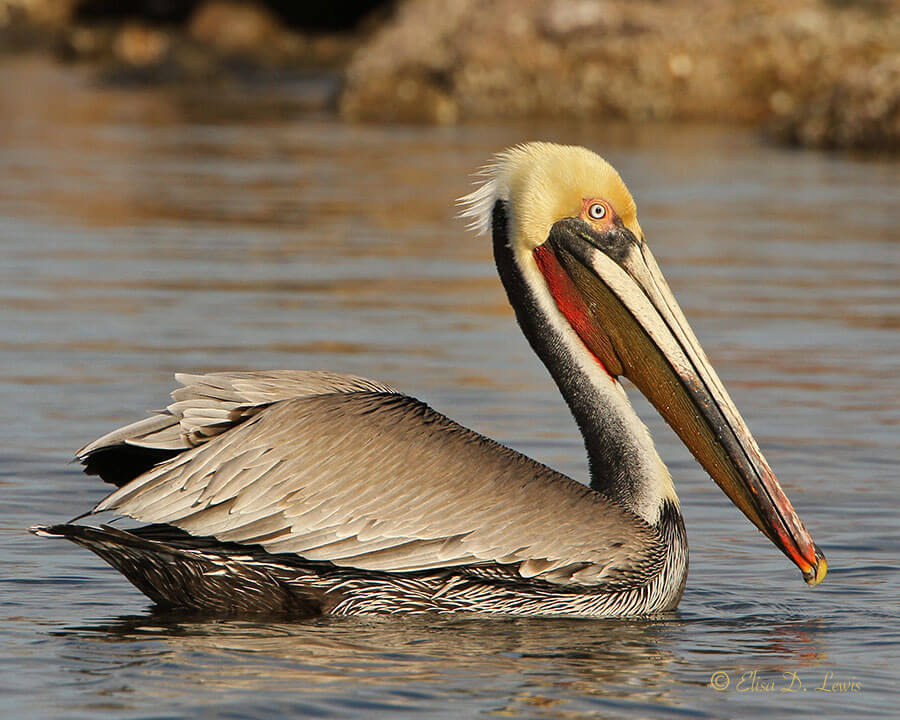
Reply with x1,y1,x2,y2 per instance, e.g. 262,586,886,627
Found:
802,543,828,587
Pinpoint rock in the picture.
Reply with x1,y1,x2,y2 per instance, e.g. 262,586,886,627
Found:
540,0,623,37
113,23,169,67
341,0,900,150
188,1,283,56
1,0,78,28
340,0,475,122
773,54,900,150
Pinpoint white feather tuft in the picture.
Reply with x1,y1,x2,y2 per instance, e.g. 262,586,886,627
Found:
456,178,499,236
455,146,528,236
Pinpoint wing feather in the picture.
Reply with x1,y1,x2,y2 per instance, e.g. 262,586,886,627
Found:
90,386,665,587
78,371,399,462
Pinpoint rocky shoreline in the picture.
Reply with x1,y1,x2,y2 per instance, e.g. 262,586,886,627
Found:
2,0,898,150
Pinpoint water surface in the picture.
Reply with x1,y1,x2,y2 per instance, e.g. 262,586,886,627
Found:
1,59,898,719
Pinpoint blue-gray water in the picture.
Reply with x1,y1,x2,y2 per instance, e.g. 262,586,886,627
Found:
1,59,898,719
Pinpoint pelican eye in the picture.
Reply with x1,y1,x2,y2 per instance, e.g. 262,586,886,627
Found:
587,202,607,220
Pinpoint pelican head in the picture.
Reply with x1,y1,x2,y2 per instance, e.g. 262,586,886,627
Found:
460,142,826,587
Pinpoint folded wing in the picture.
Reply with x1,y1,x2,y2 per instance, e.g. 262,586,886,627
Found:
84,372,665,588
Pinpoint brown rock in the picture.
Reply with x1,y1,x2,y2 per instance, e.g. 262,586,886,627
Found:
113,24,169,67
188,0,284,56
341,0,900,149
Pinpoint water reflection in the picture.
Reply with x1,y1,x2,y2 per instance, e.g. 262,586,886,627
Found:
57,614,685,708
49,609,850,718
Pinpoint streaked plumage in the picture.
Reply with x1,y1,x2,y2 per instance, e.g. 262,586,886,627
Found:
33,143,824,617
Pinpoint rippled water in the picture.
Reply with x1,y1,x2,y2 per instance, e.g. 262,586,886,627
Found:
1,59,898,718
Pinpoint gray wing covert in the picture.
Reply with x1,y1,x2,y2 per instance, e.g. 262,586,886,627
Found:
78,370,398,457
91,388,666,588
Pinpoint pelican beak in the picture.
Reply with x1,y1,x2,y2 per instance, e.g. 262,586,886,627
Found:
537,218,826,587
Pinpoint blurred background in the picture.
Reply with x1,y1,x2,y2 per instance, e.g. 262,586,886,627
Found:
1,2,898,719
1,0,899,146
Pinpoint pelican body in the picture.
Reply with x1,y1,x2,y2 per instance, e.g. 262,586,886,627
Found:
33,143,825,617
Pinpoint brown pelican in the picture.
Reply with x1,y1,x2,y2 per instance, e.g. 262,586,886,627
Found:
32,142,826,617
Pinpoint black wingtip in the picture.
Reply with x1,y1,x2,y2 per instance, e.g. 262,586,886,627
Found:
29,524,65,538
80,445,180,487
